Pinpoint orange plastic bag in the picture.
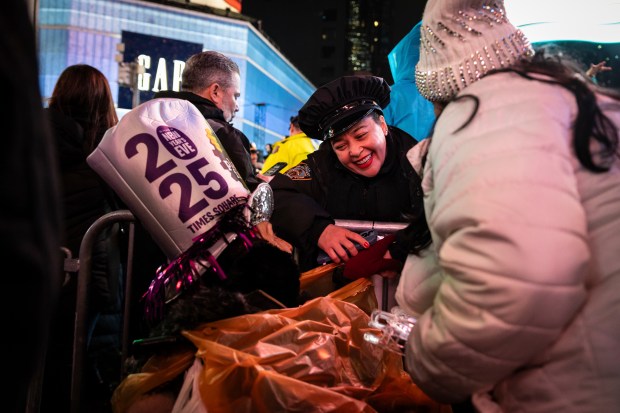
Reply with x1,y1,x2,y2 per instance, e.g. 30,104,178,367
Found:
113,261,448,413
113,297,450,413
300,263,379,315
184,296,448,413
328,276,378,315
112,349,195,413
299,262,342,297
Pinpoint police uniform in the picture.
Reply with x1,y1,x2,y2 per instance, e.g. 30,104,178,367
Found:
269,76,424,271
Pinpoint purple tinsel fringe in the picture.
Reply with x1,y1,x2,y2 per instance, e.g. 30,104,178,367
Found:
143,204,257,324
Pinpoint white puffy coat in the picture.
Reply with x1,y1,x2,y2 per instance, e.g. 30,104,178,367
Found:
396,72,620,412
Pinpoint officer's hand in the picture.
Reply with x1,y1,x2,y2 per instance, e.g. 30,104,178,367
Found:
317,224,369,264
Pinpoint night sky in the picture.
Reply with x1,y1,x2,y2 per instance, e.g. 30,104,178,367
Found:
242,0,426,86
241,1,618,90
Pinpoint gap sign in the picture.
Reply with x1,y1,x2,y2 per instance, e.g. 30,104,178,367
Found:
118,31,203,109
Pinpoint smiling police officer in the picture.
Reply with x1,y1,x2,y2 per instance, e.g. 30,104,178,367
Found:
269,75,427,273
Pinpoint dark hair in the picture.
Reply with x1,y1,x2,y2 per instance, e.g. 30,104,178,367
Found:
182,51,240,93
49,64,118,152
409,51,620,256
496,51,619,172
290,115,300,128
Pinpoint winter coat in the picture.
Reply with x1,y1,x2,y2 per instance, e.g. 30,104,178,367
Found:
48,108,119,310
43,108,122,411
396,72,620,412
2,6,61,410
269,126,422,271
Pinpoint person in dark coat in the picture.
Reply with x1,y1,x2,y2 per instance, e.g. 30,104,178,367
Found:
147,49,291,264
43,64,122,412
1,2,62,412
153,50,261,191
269,75,426,273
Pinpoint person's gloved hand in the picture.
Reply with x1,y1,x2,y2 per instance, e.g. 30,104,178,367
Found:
343,234,402,280
253,221,293,254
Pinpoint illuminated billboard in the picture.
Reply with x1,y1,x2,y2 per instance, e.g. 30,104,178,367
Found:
37,0,315,149
118,31,203,109
505,0,619,88
189,0,242,13
506,0,619,43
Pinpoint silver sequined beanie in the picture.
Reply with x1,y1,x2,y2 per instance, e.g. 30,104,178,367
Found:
416,0,534,103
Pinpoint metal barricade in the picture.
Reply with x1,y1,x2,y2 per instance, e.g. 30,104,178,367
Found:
335,220,407,311
70,210,136,413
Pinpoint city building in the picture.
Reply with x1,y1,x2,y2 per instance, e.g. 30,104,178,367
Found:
346,0,393,79
37,0,316,149
243,0,422,88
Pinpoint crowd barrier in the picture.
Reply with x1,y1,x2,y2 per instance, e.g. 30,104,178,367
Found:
71,210,136,413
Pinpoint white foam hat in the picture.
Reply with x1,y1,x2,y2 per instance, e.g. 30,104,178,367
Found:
416,0,534,102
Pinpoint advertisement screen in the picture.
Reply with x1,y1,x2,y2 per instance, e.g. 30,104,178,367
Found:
118,31,203,109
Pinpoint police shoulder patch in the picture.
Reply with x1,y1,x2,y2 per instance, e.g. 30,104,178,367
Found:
285,163,312,180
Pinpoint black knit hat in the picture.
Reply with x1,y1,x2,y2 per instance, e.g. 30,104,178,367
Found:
298,75,391,141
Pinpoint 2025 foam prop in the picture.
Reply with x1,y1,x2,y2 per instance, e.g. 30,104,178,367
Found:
87,98,251,259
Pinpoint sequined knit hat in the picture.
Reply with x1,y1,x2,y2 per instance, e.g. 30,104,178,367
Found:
416,0,534,102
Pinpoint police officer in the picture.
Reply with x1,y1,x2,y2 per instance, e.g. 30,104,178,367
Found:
269,75,426,272
260,115,320,174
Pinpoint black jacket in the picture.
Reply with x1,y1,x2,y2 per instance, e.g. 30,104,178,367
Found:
43,108,123,411
3,4,61,410
269,126,423,270
153,91,260,191
47,108,120,309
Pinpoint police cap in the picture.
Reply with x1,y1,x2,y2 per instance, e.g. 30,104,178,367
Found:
298,75,390,141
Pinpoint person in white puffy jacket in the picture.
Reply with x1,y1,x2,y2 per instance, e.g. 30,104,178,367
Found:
395,0,620,412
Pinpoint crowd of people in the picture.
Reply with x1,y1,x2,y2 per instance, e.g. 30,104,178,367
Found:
12,0,620,411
